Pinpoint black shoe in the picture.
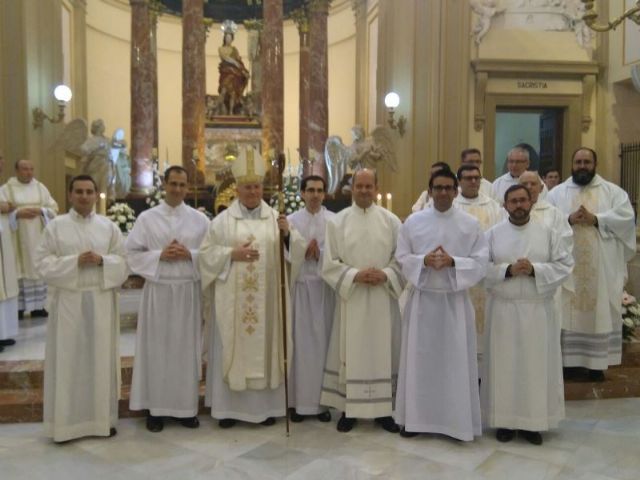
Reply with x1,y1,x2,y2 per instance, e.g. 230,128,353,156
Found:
289,410,304,423
146,415,164,432
109,427,117,437
260,417,276,426
218,418,237,429
30,309,48,318
0,339,16,347
588,369,605,382
496,428,515,442
18,310,24,320
317,411,332,422
180,416,200,429
0,345,4,353
400,428,419,438
519,430,543,445
375,416,400,433
336,413,356,432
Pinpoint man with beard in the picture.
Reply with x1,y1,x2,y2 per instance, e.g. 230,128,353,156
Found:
395,169,488,441
547,147,635,381
321,168,404,433
482,185,573,445
492,147,547,204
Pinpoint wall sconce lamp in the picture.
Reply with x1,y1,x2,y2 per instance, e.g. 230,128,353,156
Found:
32,85,73,129
384,92,407,137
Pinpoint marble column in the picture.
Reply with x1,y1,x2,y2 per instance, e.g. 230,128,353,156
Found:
308,0,330,179
149,1,162,150
261,0,284,176
181,0,206,184
130,0,154,194
293,9,311,175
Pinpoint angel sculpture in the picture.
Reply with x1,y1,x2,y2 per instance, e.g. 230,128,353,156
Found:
470,0,505,45
324,125,397,195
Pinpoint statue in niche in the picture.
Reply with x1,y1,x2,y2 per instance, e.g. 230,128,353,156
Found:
470,0,506,44
323,125,397,195
110,128,131,199
216,20,250,115
80,119,114,199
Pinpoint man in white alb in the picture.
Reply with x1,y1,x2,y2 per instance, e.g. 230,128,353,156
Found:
459,148,495,199
0,159,58,318
321,168,404,433
395,169,488,440
287,175,335,423
492,146,547,204
35,175,128,442
127,166,210,432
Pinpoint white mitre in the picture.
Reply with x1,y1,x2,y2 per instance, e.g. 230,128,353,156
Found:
231,146,265,185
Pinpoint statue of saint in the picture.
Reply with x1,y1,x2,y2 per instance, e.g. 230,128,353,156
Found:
217,21,250,115
80,119,114,199
110,128,131,199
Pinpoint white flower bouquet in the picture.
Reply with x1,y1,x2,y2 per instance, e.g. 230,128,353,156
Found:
622,290,640,341
269,177,305,214
107,202,136,233
145,160,166,208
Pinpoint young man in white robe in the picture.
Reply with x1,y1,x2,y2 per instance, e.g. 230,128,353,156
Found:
410,162,451,212
454,164,503,355
34,175,128,443
199,147,294,428
395,170,488,441
483,185,573,445
0,159,58,318
321,168,405,433
127,166,210,432
287,175,335,423
547,147,636,382
0,152,19,352
492,147,547,204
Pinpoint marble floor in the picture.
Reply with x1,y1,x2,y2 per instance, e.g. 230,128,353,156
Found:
0,398,639,479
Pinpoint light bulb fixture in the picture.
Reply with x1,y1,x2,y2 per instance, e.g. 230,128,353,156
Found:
384,91,406,137
32,84,73,129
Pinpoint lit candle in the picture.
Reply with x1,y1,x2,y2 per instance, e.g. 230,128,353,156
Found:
98,193,107,215
376,193,382,206
386,193,392,212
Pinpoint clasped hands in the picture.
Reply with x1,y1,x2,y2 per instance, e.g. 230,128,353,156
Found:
508,258,534,277
78,251,103,267
423,246,454,270
160,239,192,262
569,205,597,226
305,239,320,261
15,207,42,219
354,268,387,286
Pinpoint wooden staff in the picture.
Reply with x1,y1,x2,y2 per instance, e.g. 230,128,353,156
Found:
276,152,291,436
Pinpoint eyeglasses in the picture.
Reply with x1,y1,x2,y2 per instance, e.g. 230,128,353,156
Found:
431,185,456,192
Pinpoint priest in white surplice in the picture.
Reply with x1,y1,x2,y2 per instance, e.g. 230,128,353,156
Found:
395,170,488,441
321,168,404,433
127,166,209,432
483,185,573,445
287,175,335,423
199,147,294,428
34,175,128,442
492,147,547,204
547,147,635,381
0,159,58,318
0,152,19,352
454,164,503,354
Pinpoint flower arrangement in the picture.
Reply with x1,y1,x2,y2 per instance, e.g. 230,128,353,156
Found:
145,160,166,208
107,202,136,234
622,290,640,341
269,176,305,214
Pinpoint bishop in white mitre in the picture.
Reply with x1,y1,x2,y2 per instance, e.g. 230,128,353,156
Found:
454,164,503,354
0,152,19,351
287,175,335,422
199,147,294,428
321,169,404,433
0,159,58,317
547,148,635,380
482,185,573,445
127,166,210,432
34,175,128,442
395,170,488,441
